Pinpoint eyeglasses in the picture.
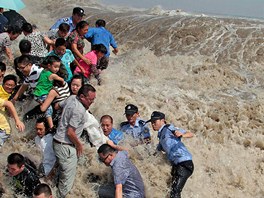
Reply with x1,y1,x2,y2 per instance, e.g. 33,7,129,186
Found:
3,83,16,88
18,63,30,71
99,154,110,163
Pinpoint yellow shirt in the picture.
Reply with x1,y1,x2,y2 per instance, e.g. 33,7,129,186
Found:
0,85,11,101
0,98,10,134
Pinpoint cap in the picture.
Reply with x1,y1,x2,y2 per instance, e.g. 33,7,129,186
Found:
73,7,85,16
146,111,165,123
124,104,138,115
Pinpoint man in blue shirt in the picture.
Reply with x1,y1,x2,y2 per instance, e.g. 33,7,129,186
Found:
147,111,194,198
84,19,118,70
50,7,85,32
100,114,123,145
98,144,145,198
120,104,151,145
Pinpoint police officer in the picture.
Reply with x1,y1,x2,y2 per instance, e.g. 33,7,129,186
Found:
50,7,86,32
120,104,151,144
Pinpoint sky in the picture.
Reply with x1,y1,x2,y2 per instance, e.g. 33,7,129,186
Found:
100,0,264,19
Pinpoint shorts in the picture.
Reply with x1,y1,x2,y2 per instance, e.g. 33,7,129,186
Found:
0,129,10,146
34,95,53,118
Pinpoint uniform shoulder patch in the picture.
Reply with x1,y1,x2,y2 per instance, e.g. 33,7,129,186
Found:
120,121,129,127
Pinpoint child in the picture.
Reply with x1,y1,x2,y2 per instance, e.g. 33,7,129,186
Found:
33,56,64,129
147,111,194,198
47,37,81,83
0,62,6,84
75,44,107,85
0,74,17,100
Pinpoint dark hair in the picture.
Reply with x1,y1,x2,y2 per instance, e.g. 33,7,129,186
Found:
19,39,31,54
70,74,85,86
56,63,68,81
7,153,25,167
17,54,32,65
33,183,52,196
42,55,61,68
3,74,17,85
55,37,66,48
76,20,89,31
59,23,70,33
95,19,106,27
100,115,113,124
77,84,96,97
36,117,49,131
6,25,22,34
0,62,6,71
97,144,116,155
21,22,33,33
92,44,107,54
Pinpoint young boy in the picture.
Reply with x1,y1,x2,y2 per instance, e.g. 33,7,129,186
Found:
47,37,81,82
0,61,6,84
33,183,53,198
147,111,194,198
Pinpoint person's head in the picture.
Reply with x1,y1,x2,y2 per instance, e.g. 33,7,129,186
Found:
147,111,166,131
77,84,96,109
35,118,48,138
42,55,61,74
33,183,52,198
54,38,67,56
93,44,107,59
100,115,113,136
21,22,33,35
70,74,85,95
76,20,89,36
0,62,6,80
2,74,17,94
6,25,22,40
17,55,33,76
7,153,25,176
0,8,4,14
95,19,106,27
97,144,117,166
72,7,85,25
58,23,70,38
124,104,139,126
19,39,31,54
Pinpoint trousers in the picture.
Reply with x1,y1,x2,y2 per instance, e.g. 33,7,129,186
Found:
170,160,194,198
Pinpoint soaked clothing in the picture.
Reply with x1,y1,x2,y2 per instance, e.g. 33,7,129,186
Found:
11,167,40,197
157,124,193,198
0,32,11,60
0,98,10,135
0,85,11,100
110,151,145,198
171,161,194,198
108,128,124,145
24,64,43,89
33,70,53,97
67,30,85,60
120,118,151,143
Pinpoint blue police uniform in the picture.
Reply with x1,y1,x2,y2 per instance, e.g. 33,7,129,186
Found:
120,118,151,142
109,128,124,145
157,124,192,165
50,16,75,32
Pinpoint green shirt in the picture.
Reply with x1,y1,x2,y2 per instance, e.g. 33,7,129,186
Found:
34,70,53,97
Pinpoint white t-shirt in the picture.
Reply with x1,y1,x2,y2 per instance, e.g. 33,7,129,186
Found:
24,64,43,88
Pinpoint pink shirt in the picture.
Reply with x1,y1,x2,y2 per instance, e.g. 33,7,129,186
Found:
75,50,97,78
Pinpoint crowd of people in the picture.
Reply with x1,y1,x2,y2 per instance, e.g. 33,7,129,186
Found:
0,6,194,198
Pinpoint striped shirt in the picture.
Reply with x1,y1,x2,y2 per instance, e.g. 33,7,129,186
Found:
24,64,43,88
52,82,70,104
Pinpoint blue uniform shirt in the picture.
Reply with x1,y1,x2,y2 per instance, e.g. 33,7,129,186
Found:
120,119,151,141
50,16,75,32
84,27,118,57
157,124,192,165
109,128,124,145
